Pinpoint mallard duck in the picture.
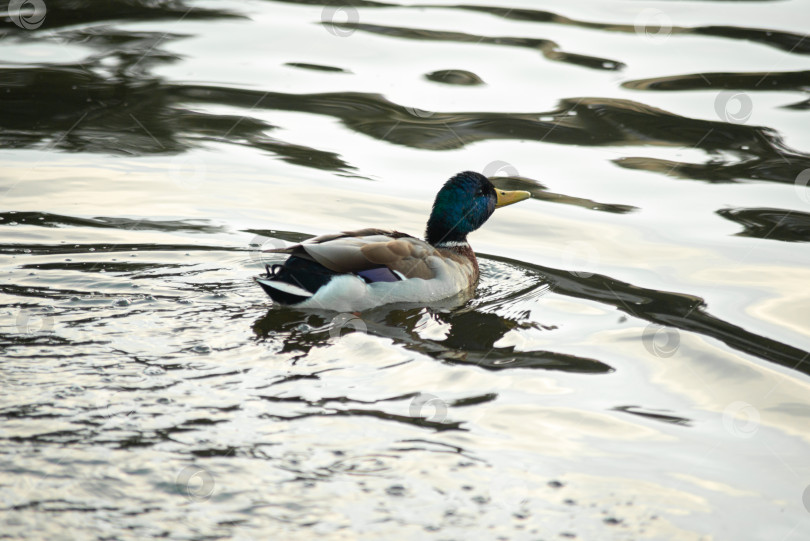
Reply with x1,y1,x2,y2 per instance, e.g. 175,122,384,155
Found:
256,171,530,311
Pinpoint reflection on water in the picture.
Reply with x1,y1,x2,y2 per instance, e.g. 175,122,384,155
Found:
7,61,809,184
327,20,626,70
2,0,810,539
718,207,810,242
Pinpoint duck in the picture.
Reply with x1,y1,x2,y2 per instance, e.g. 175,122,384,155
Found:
255,171,531,312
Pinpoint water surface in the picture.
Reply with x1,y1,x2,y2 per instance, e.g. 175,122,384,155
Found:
2,0,810,539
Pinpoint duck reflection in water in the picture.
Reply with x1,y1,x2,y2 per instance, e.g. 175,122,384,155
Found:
252,262,612,376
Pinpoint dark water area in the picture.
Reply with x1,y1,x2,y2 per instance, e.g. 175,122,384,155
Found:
2,0,810,539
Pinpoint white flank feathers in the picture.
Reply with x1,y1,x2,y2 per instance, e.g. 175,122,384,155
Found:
296,255,475,312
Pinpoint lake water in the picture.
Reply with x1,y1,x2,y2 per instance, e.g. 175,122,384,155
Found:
2,0,810,539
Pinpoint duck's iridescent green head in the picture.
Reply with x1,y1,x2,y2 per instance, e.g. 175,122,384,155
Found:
425,171,530,246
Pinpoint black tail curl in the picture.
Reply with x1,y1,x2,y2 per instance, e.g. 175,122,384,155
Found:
257,256,338,305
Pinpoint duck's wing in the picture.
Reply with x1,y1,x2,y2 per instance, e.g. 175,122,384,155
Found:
265,229,445,279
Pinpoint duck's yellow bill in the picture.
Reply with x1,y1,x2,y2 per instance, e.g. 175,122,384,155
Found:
495,189,531,208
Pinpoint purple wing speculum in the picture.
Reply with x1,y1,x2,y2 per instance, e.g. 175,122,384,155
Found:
355,267,403,283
